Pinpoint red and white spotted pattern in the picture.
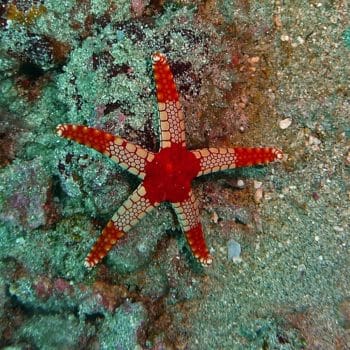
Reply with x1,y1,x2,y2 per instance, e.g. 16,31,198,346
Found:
172,190,200,230
57,124,153,179
57,53,283,268
172,191,212,265
192,148,236,176
192,146,283,176
152,53,186,148
85,184,155,267
157,101,186,147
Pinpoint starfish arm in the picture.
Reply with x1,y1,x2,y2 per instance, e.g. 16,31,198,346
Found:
192,147,283,176
152,52,186,148
56,124,154,179
172,191,212,266
85,184,157,267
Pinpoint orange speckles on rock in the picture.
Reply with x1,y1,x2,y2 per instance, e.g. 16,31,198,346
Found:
6,4,47,25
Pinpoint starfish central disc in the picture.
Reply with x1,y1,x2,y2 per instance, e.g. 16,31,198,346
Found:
143,143,201,204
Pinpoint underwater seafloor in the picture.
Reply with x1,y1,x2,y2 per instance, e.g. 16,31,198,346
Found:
0,1,349,349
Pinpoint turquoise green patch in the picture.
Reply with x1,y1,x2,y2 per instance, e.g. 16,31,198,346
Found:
342,28,350,49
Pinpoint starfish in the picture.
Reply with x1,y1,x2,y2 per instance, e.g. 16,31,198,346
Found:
57,53,283,268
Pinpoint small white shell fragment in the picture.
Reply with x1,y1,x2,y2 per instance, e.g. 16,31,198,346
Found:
297,36,305,44
236,179,245,188
279,118,292,129
308,135,321,146
253,180,262,189
254,188,264,203
227,239,242,263
211,211,219,224
345,151,350,165
248,56,260,64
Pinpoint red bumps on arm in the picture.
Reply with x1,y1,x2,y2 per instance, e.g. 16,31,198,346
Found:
172,191,213,266
185,224,212,266
56,124,153,179
152,53,186,147
233,147,283,168
152,52,179,103
56,124,114,154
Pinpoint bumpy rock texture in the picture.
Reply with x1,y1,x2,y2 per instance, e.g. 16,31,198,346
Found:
0,1,349,349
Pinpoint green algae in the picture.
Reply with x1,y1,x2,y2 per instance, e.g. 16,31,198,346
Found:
99,302,147,350
0,158,50,229
342,27,350,49
16,314,92,349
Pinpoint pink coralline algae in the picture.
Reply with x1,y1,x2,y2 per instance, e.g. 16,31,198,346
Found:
53,278,74,295
131,0,146,17
0,158,51,230
95,104,106,119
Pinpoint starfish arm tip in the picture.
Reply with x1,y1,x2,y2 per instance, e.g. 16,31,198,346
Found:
274,148,283,160
200,254,213,266
56,124,65,136
84,261,93,269
84,256,97,268
152,52,165,63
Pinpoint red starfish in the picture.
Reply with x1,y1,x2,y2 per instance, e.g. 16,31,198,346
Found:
57,53,283,268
